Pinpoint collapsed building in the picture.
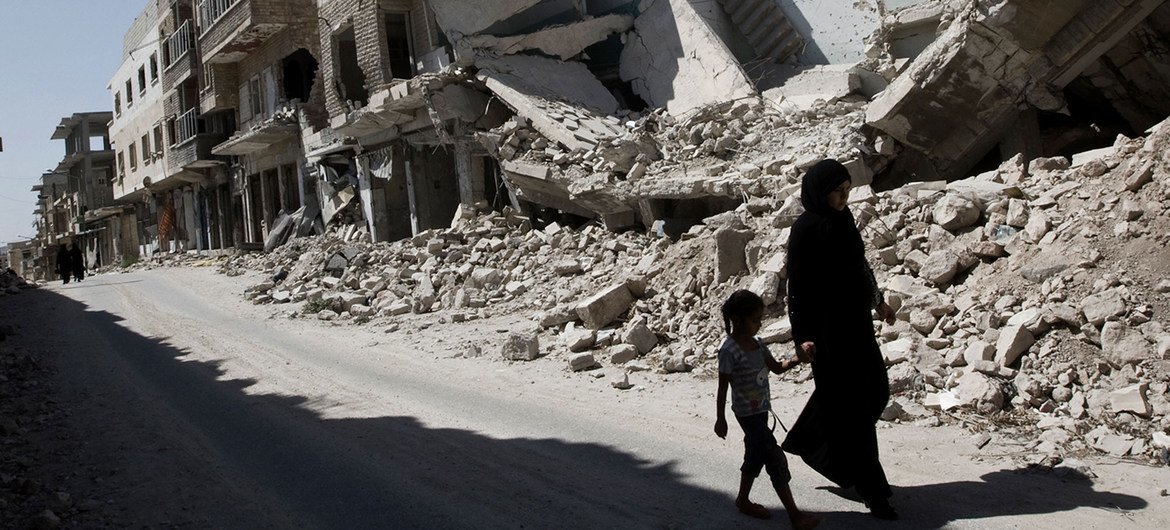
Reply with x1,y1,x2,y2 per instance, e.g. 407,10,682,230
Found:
88,0,1170,258
184,0,1170,461
290,0,1170,246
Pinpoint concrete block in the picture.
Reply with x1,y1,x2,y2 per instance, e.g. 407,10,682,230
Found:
575,283,634,329
568,352,598,371
622,320,658,354
502,331,540,361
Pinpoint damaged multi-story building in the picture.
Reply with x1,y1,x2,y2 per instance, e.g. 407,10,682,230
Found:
94,0,1170,255
35,112,121,272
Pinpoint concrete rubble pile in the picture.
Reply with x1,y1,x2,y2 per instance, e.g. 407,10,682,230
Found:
115,0,1170,462
0,269,33,295
228,112,1170,463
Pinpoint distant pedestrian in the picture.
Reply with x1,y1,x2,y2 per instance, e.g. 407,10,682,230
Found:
782,159,899,520
714,289,820,529
56,243,72,284
70,243,86,282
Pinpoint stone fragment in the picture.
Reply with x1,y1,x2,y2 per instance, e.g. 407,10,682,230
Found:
502,332,541,361
413,276,436,313
1081,289,1126,326
995,324,1035,367
609,344,639,364
1110,383,1150,417
350,304,375,318
1124,160,1154,192
338,292,367,312
317,310,339,321
714,227,754,282
750,272,781,306
561,323,596,352
553,260,583,275
932,194,981,230
759,318,793,344
1100,321,1152,365
385,301,411,316
1006,198,1029,227
887,363,921,394
956,372,1004,415
568,352,598,371
963,340,995,366
612,373,634,390
623,320,658,354
880,338,913,366
918,251,961,285
1094,432,1135,456
575,283,634,329
663,353,691,373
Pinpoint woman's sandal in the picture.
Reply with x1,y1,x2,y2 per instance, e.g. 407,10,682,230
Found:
736,500,772,519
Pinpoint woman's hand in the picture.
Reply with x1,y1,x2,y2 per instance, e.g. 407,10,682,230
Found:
876,301,896,325
796,341,816,363
714,417,728,439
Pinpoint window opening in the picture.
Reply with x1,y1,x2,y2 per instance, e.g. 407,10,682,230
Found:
334,26,368,105
384,12,414,80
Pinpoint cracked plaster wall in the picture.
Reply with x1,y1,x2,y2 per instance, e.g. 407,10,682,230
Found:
619,0,755,115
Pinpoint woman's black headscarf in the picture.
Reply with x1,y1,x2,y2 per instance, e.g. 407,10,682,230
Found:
800,159,853,220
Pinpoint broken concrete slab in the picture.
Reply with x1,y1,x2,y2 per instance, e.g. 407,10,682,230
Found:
714,226,754,283
761,64,861,110
576,283,635,329
463,14,634,61
479,54,618,114
995,324,1035,367
619,0,755,115
428,0,543,38
1110,383,1151,417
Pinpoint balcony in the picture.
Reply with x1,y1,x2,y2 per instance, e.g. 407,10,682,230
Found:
168,108,227,173
198,0,303,63
200,63,239,114
162,20,197,91
211,105,299,156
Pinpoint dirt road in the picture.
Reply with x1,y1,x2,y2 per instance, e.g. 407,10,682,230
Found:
2,267,1166,528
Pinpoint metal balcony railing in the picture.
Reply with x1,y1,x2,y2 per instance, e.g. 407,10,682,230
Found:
197,0,240,34
174,107,201,145
165,20,195,67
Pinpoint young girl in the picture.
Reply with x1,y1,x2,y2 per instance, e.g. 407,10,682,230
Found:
714,289,819,529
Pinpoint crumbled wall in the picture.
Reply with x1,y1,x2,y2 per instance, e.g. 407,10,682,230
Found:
619,0,755,115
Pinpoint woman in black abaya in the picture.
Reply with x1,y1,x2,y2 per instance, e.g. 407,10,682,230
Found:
781,159,899,520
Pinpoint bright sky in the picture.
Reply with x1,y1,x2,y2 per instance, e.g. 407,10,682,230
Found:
0,1,147,245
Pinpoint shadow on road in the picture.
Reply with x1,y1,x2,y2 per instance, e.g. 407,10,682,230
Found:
2,285,1150,528
6,287,747,528
817,466,1146,528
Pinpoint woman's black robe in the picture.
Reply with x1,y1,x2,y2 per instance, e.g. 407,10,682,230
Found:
781,159,892,501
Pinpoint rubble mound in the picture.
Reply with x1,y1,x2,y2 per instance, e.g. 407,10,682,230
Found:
208,118,1170,463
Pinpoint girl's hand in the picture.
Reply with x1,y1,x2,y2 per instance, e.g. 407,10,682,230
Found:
714,417,728,439
876,301,896,325
796,342,816,363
